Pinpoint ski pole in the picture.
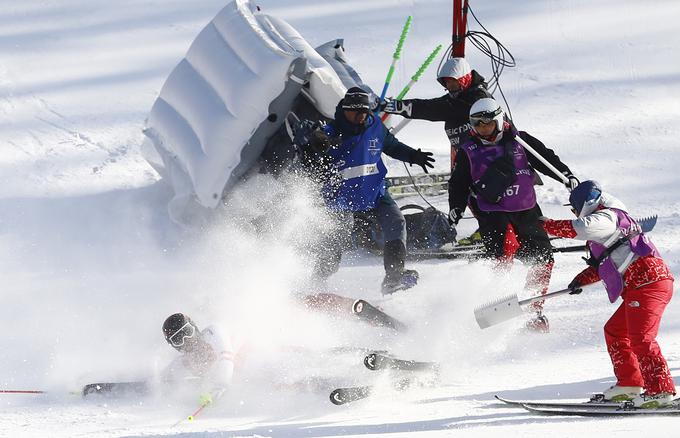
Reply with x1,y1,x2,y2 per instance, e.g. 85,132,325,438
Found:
172,400,212,427
382,44,442,122
388,117,411,135
0,389,46,394
187,402,208,421
174,388,227,427
377,16,412,110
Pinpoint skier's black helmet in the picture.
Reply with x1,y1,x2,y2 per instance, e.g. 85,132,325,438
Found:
162,313,199,350
341,87,371,113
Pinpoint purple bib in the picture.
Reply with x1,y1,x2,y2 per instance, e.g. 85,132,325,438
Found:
588,208,660,302
461,138,537,212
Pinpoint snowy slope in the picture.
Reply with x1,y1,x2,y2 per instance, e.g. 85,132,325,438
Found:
1,0,680,437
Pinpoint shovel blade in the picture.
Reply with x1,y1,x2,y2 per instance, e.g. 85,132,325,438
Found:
638,215,657,233
474,294,524,329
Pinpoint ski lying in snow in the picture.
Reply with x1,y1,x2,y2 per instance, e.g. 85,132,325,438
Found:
364,352,439,373
407,244,485,261
407,243,592,261
329,378,415,405
495,394,620,408
330,355,439,405
407,215,659,261
352,299,407,332
300,293,407,332
386,172,449,199
522,401,680,416
82,381,149,397
330,385,373,405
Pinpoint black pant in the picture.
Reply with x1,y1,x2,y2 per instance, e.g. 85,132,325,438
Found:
476,204,553,264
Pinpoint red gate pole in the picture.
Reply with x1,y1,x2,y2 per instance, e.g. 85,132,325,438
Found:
452,0,469,57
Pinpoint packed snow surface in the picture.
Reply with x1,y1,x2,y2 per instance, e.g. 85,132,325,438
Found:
1,0,680,436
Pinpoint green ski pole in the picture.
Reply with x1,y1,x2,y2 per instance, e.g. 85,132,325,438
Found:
382,44,442,122
378,16,412,106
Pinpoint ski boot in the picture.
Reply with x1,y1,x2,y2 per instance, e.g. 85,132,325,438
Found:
602,385,643,402
382,240,418,294
525,312,549,333
631,392,675,409
457,229,482,246
381,269,419,295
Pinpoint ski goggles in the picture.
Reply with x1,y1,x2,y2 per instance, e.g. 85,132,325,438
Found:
342,103,370,114
168,322,196,347
470,107,502,126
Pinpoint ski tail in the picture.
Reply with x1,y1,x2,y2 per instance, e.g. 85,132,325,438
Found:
352,299,408,332
300,293,407,332
521,401,680,416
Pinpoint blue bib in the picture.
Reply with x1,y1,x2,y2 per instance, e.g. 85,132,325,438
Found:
325,116,387,211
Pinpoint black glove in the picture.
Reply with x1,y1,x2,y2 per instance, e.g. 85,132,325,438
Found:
308,129,334,154
562,171,580,191
410,148,435,173
293,120,337,154
448,208,463,226
567,279,583,295
292,120,319,147
382,98,412,117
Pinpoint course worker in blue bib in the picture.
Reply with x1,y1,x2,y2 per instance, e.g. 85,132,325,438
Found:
296,87,435,294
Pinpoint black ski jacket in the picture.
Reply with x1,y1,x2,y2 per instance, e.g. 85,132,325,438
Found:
448,130,574,213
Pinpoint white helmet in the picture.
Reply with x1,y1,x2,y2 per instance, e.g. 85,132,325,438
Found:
469,98,505,144
436,57,472,88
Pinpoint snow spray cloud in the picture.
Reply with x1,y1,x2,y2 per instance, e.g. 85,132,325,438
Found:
0,182,207,390
0,168,345,392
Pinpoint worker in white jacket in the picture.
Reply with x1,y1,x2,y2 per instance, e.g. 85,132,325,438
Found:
543,181,675,408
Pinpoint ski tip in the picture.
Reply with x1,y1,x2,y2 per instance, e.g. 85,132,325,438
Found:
493,395,518,405
364,353,382,371
351,299,367,314
329,389,346,405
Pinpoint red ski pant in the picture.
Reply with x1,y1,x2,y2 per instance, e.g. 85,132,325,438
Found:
604,279,676,395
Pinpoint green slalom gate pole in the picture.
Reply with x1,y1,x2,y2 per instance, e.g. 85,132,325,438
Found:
382,44,442,123
377,16,412,108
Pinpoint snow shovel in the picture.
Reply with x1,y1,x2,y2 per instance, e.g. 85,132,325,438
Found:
474,285,590,329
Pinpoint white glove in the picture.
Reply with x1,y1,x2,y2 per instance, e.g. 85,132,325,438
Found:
383,98,412,117
562,172,579,191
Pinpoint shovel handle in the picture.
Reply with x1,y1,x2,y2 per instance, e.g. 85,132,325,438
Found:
517,286,585,307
